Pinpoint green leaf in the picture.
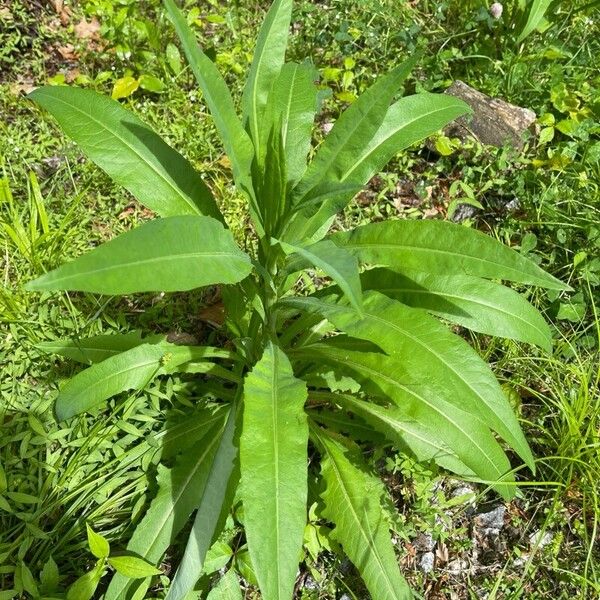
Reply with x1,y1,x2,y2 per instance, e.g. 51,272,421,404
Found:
105,415,229,600
313,427,412,600
341,92,469,187
139,74,166,93
278,239,362,313
86,523,110,559
0,462,6,493
66,561,104,600
108,556,162,579
54,343,164,420
331,392,513,499
361,268,553,351
112,76,139,99
40,556,59,593
26,216,253,294
166,42,182,75
517,0,553,42
37,332,236,366
242,0,293,157
259,62,318,186
206,569,243,600
285,291,534,471
29,86,221,221
36,331,162,364
163,0,254,197
256,121,288,235
331,219,569,290
291,56,418,210
240,342,308,600
166,399,241,600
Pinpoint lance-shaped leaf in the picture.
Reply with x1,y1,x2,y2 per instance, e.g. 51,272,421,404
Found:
283,291,534,470
331,392,514,499
340,92,469,186
256,121,288,236
28,86,221,221
163,0,254,196
105,415,228,600
517,0,553,42
240,342,308,600
26,216,253,294
55,343,164,420
242,0,293,156
37,332,238,366
313,427,412,600
291,56,418,209
167,399,241,600
36,331,163,364
278,239,362,313
331,219,569,290
259,62,319,185
361,268,552,351
206,569,243,600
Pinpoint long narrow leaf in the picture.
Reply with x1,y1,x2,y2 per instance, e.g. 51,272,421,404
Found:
163,0,254,196
242,0,293,157
341,92,469,185
240,342,308,600
105,416,228,600
259,62,319,185
54,344,164,420
279,239,362,313
291,56,418,209
517,0,553,42
313,427,412,600
331,393,514,499
167,399,241,600
361,268,552,350
283,291,534,470
26,216,253,294
29,86,222,221
331,219,569,290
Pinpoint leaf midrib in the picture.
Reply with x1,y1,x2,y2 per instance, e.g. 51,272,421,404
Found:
42,93,199,215
340,104,457,182
330,358,504,477
342,241,547,284
376,285,548,341
326,447,400,598
41,252,245,286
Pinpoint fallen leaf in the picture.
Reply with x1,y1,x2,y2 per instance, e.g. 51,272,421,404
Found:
9,81,36,95
56,44,78,60
51,0,71,25
74,17,100,40
199,303,225,327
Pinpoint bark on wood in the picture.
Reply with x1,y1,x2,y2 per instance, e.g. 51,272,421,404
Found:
442,80,536,150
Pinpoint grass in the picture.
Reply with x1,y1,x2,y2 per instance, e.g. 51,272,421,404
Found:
1,0,599,597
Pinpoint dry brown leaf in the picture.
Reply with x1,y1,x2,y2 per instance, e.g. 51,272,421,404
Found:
10,81,36,95
199,303,226,327
74,17,101,40
57,44,79,60
51,0,72,26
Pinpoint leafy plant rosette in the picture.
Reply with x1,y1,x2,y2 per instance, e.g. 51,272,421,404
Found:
26,0,568,598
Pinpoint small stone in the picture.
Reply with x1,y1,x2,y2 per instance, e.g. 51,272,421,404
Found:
419,552,435,573
446,558,469,574
489,3,503,19
413,532,435,552
529,530,553,548
303,574,319,591
321,121,334,135
475,505,506,533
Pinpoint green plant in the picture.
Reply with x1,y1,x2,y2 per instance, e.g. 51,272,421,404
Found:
25,0,570,597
